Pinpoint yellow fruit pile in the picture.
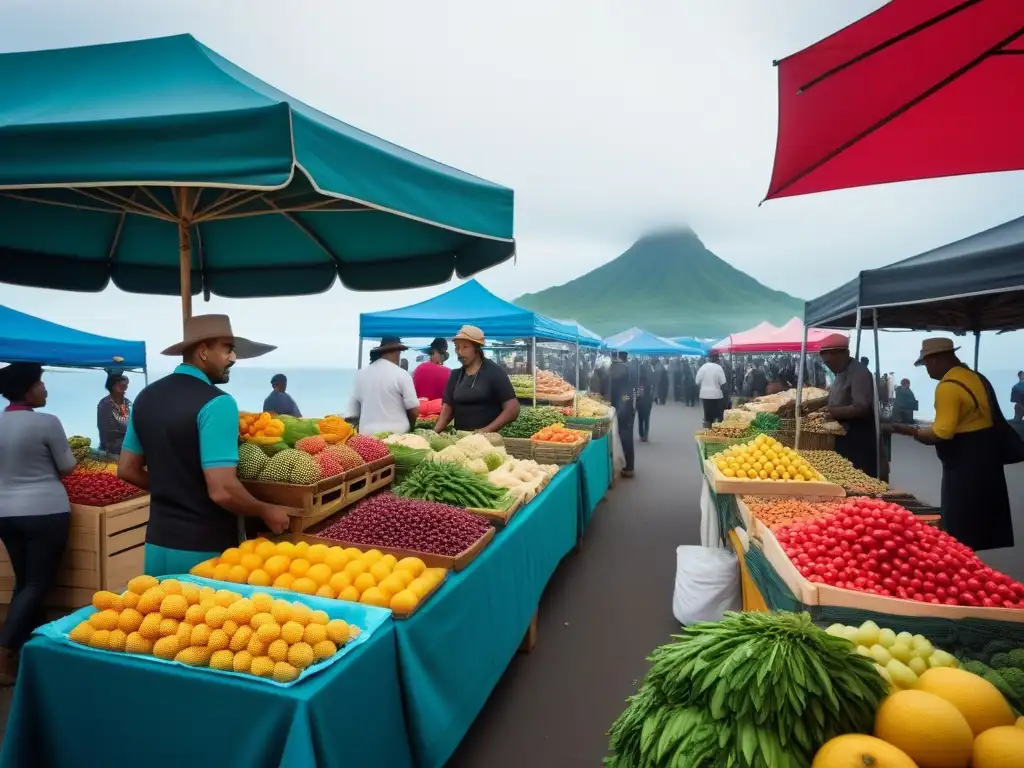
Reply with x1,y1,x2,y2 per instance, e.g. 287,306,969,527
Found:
191,538,447,615
712,435,823,482
67,576,360,683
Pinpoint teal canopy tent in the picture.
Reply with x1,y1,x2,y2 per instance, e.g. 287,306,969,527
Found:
603,327,697,356
0,35,515,325
0,303,146,369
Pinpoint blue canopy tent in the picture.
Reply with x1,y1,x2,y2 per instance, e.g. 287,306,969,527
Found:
0,35,515,326
0,304,146,370
667,336,712,356
603,327,697,356
360,280,595,405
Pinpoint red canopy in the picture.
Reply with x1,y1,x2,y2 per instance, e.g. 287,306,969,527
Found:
766,0,1024,200
713,318,843,353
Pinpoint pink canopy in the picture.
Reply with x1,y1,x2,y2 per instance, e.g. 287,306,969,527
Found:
712,318,844,354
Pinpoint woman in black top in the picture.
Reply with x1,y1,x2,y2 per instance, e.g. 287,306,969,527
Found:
97,370,131,455
434,325,519,433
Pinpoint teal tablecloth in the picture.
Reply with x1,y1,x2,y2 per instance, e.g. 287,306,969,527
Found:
0,620,412,768
394,465,580,768
577,434,611,535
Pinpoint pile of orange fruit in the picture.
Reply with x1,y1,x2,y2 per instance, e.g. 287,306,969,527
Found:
67,577,359,683
238,412,285,445
531,424,588,444
191,538,448,615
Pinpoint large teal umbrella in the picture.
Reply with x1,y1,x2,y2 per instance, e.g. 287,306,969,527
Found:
0,35,515,323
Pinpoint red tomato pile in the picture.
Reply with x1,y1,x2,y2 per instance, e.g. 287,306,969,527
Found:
776,497,1024,609
62,470,143,507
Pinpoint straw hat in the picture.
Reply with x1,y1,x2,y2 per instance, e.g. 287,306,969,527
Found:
453,325,485,346
373,336,409,354
161,314,276,359
818,333,850,352
914,337,960,366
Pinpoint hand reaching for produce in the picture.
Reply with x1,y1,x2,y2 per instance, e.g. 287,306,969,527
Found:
260,505,294,534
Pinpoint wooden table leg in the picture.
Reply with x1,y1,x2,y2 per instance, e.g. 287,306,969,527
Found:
518,611,538,654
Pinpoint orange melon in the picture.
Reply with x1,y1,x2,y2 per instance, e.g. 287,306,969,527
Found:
874,690,972,768
915,667,1014,736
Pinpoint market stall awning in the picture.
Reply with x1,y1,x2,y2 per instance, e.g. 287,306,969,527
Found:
359,280,583,343
766,0,1024,200
552,318,604,348
602,327,696,356
0,34,515,308
711,321,779,353
668,336,715,355
805,213,1024,332
0,304,146,368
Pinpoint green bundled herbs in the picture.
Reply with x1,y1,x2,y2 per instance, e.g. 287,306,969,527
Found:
395,461,509,509
605,612,888,768
499,406,565,438
745,412,782,436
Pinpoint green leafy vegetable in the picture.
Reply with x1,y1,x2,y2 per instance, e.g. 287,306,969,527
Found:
394,460,509,509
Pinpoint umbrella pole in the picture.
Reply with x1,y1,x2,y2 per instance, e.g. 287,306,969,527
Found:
575,337,580,416
532,337,537,407
872,310,882,480
177,188,193,328
795,325,807,450
357,338,364,370
973,330,981,370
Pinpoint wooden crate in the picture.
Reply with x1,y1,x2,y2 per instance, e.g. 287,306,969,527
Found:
243,474,348,524
0,496,149,609
703,459,845,498
282,457,397,534
531,434,588,465
466,495,523,529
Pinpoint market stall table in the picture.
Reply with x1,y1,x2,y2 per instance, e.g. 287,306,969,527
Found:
394,464,580,768
577,433,612,536
0,620,412,768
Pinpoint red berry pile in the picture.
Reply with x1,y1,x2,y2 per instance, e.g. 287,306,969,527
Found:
317,493,491,556
776,497,1024,609
347,434,390,463
62,470,144,507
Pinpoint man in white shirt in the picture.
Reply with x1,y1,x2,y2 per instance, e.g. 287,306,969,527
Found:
347,337,420,435
695,352,728,428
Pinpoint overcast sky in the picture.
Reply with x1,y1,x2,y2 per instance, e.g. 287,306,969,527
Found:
2,0,1024,372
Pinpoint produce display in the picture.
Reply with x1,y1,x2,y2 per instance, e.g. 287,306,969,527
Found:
605,612,888,768
191,539,447,613
800,449,889,494
395,461,510,509
487,458,558,503
77,457,119,474
510,370,575,400
414,416,439,430
776,497,1024,607
67,576,360,683
498,405,566,438
569,394,609,418
346,434,390,463
68,435,92,462
530,424,587,444
317,494,492,557
698,412,782,441
743,386,830,413
424,433,509,475
824,620,960,692
241,442,366,485
383,433,432,478
317,415,355,444
741,495,843,530
801,410,845,435
238,412,286,446
418,398,442,417
62,467,144,506
711,434,826,482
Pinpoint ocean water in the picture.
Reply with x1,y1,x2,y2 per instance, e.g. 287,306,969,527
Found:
41,366,359,441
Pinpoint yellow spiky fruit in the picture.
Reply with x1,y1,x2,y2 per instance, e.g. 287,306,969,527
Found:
125,631,152,655
312,640,337,661
159,618,179,637
175,646,212,667
207,629,230,652
268,639,290,663
138,613,164,640
303,623,327,646
161,579,182,595
176,622,195,647
213,589,240,608
280,621,304,645
291,603,313,627
229,626,254,652
88,630,111,649
309,610,329,626
160,594,188,620
181,584,202,605
184,604,207,625
89,609,120,631
251,593,274,612
270,599,293,624
117,608,144,633
227,599,256,625
120,590,141,610
221,620,239,637
205,606,229,629
273,662,300,683
153,636,180,660
68,621,95,644
250,612,276,630
92,590,124,611
255,622,281,643
107,629,128,652
287,642,315,670
325,619,350,645
136,586,167,614
209,650,234,671
232,650,253,673
127,575,159,595
247,636,268,657
190,624,212,647
250,655,275,678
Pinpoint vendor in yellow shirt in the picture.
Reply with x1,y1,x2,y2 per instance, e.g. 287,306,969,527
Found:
890,338,1014,551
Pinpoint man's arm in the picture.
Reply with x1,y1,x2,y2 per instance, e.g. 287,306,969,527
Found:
117,414,149,489
829,367,872,420
435,371,458,432
198,396,291,533
45,416,79,477
400,372,420,432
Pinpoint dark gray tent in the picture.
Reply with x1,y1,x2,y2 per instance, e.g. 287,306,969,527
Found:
805,214,1024,332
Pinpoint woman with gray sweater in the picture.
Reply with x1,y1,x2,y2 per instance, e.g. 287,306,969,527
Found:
0,363,76,683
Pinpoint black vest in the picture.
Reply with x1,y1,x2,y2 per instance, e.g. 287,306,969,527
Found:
132,372,240,552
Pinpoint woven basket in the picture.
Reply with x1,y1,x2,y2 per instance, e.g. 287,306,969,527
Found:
502,437,534,460
564,417,611,439
531,438,586,465
776,428,837,451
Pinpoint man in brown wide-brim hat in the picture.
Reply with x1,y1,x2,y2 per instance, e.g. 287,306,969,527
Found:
118,315,294,576
817,332,882,479
887,337,1017,551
